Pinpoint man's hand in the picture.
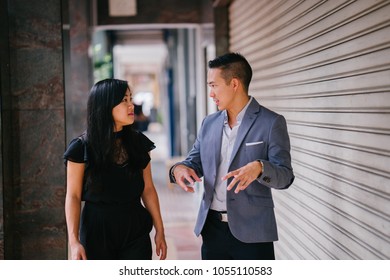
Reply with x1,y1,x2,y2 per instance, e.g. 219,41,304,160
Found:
173,164,202,192
222,161,262,193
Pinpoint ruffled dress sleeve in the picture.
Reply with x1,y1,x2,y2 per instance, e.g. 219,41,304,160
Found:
136,132,156,169
63,137,87,165
139,132,156,152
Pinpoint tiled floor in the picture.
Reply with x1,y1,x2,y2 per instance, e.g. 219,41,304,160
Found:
146,125,203,260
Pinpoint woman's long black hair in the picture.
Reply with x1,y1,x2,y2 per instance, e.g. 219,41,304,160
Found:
84,78,145,191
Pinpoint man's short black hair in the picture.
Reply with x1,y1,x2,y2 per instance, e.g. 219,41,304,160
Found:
208,52,252,92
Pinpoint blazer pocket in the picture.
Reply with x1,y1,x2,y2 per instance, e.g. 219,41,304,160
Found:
248,195,274,208
245,141,267,162
245,141,264,146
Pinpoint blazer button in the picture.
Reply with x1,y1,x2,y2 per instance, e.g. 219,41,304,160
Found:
263,176,271,183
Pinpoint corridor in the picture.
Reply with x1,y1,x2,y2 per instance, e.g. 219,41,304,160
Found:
145,124,203,260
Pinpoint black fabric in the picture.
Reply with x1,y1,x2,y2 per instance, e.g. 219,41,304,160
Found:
201,210,275,260
80,201,153,260
63,131,155,203
63,130,155,259
63,137,86,164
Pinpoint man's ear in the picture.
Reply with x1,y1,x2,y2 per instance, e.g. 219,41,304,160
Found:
231,77,240,91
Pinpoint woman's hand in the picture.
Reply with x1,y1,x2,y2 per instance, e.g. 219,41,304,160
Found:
154,231,167,260
69,241,87,260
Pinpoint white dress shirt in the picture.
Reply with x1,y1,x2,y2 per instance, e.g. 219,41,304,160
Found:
210,97,253,211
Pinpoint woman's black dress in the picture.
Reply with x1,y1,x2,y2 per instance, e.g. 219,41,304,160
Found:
64,130,155,259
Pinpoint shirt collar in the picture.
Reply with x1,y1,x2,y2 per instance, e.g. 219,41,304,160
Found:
223,96,253,126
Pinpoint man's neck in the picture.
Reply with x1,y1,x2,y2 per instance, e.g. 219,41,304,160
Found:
227,95,250,127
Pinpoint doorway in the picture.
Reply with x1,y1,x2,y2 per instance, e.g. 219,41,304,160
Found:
85,25,215,259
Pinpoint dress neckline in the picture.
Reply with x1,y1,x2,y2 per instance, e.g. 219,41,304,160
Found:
114,129,124,138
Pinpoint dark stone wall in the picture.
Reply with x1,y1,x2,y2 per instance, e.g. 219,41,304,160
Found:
66,0,92,142
0,0,224,260
0,0,10,261
97,0,213,25
1,0,67,259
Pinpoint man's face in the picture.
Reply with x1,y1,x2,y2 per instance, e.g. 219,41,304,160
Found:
207,68,235,111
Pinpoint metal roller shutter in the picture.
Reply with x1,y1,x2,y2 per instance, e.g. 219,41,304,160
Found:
229,0,390,259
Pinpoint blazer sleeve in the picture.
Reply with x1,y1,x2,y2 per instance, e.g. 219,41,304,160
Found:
257,115,294,189
169,119,205,183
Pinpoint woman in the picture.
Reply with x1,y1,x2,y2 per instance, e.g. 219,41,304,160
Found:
64,79,167,260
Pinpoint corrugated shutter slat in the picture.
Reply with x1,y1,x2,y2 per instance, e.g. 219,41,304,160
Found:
230,0,390,259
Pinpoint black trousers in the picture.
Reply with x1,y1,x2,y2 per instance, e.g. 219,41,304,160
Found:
201,210,275,260
80,201,153,260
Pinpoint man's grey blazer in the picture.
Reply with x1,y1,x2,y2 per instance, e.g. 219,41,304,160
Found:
170,98,294,243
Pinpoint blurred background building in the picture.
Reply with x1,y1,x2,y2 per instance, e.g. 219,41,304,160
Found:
0,0,389,259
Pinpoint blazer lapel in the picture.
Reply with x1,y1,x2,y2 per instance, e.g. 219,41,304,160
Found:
211,112,225,170
208,112,224,188
229,99,260,166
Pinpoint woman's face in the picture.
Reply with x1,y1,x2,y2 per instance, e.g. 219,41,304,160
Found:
112,89,135,131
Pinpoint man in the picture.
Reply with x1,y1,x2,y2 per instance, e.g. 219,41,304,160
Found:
169,52,294,260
